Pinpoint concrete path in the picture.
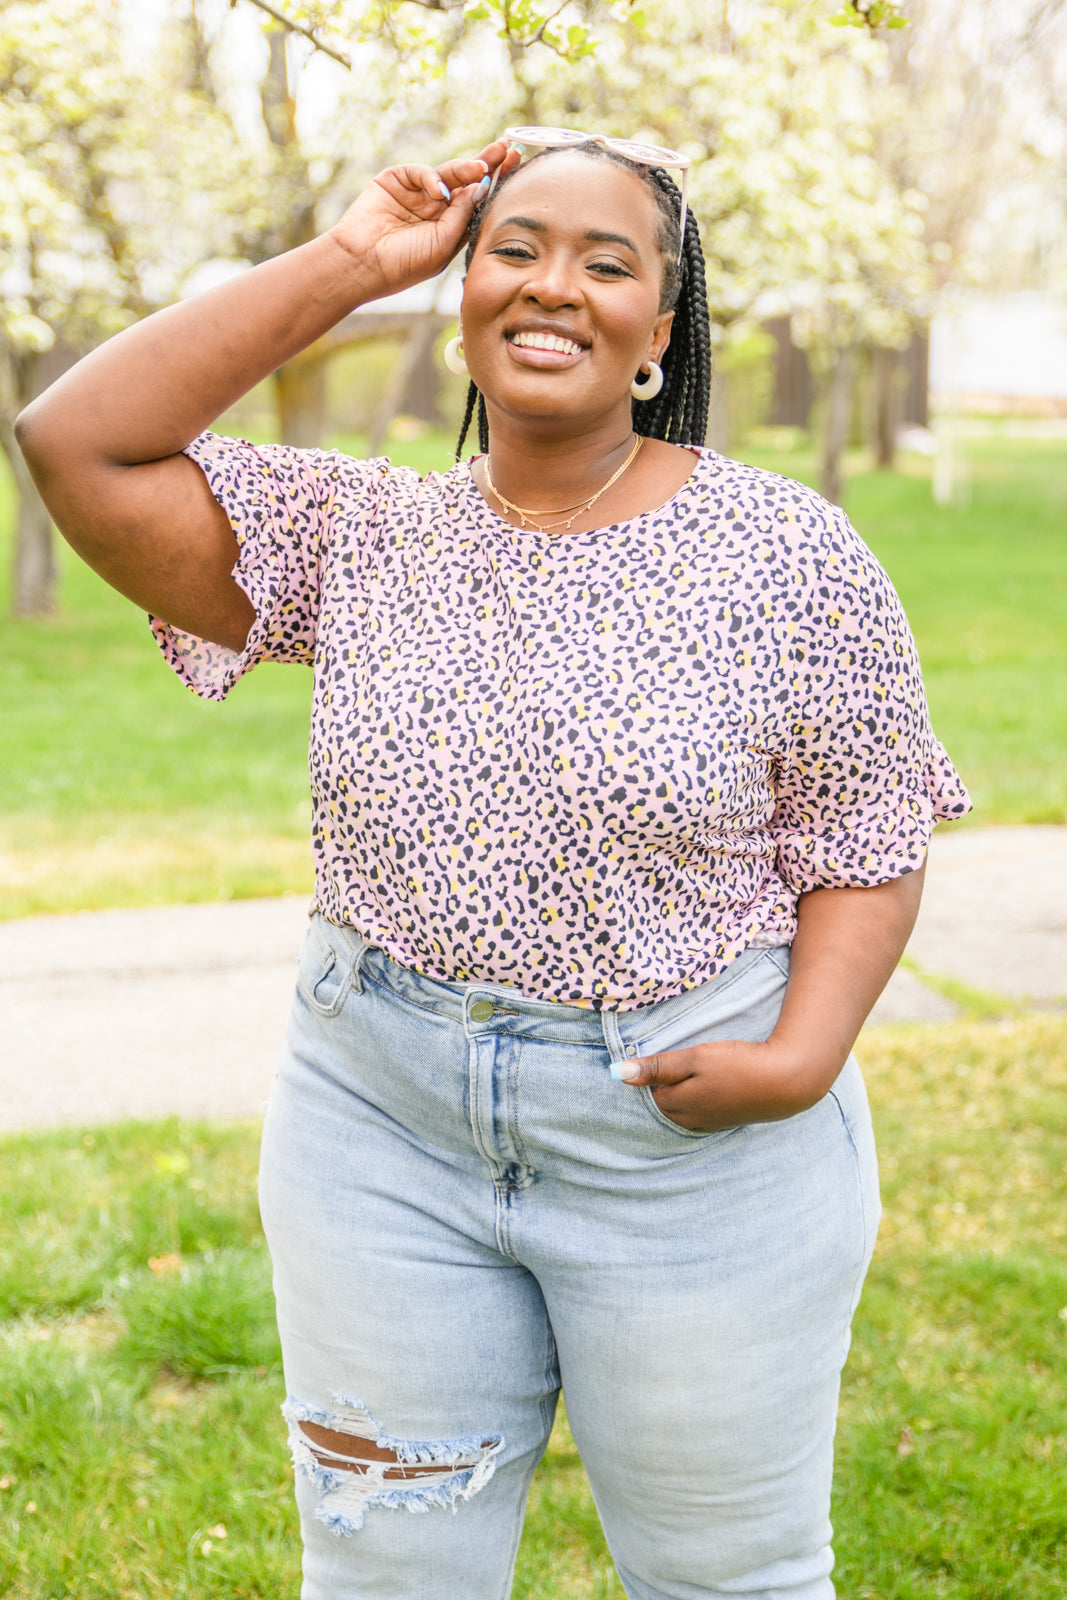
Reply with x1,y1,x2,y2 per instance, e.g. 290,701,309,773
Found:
1,826,1064,1134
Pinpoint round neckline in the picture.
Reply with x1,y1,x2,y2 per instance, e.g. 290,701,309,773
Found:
454,444,717,545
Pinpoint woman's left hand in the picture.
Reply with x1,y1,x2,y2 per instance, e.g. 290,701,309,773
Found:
617,868,928,1132
616,1036,837,1132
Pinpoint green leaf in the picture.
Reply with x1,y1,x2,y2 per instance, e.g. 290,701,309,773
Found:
887,15,908,25
567,22,585,44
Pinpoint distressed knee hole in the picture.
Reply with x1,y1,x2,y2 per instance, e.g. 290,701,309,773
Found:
299,1420,468,1478
282,1393,504,1535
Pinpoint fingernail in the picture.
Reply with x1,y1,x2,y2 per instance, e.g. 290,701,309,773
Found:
610,1060,642,1082
475,175,491,199
438,181,452,202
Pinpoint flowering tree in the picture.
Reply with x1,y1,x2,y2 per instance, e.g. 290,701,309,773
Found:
883,0,1067,290
527,0,930,497
9,0,1014,616
184,0,513,448
0,0,247,614
1,0,614,615
186,0,625,448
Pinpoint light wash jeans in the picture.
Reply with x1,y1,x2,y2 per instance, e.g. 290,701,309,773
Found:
258,915,880,1600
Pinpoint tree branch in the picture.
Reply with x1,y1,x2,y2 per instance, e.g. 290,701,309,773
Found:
531,1,574,46
234,0,352,69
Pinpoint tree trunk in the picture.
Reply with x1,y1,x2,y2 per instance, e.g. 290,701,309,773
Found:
274,358,327,447
398,317,447,426
366,315,447,456
871,345,899,469
820,345,855,507
1,418,57,616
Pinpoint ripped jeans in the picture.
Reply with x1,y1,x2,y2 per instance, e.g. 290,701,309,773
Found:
258,916,880,1600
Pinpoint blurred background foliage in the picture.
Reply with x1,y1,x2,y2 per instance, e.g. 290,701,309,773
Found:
3,0,1066,610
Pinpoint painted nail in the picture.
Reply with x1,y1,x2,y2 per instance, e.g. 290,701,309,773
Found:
610,1060,642,1082
438,181,452,202
475,175,491,200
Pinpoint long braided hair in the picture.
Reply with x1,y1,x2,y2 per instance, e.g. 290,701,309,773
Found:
454,144,711,457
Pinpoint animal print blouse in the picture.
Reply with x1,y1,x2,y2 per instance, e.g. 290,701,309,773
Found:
153,433,971,1009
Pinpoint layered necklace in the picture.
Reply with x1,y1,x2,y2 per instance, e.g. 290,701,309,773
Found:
483,434,644,533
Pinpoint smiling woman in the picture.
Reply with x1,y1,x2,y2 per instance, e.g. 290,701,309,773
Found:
455,141,709,465
14,132,969,1599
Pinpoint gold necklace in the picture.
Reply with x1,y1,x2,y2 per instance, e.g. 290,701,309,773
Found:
483,435,644,532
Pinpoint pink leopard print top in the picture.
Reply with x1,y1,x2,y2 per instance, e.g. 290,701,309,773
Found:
153,433,970,1009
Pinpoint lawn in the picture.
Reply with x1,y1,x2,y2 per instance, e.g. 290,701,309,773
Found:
1,429,1065,919
1,1011,1064,1598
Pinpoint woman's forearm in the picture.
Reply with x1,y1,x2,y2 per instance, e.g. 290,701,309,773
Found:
768,864,926,1101
620,862,926,1130
16,233,376,473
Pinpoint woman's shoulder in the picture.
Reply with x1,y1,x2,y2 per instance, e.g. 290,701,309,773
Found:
672,452,912,631
691,448,842,528
185,430,465,519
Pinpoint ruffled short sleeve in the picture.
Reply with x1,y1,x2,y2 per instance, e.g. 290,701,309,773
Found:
150,431,336,703
771,508,971,891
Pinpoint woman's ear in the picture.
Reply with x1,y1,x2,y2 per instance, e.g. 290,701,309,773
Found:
650,309,675,364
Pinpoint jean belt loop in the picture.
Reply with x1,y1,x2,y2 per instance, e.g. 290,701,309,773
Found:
323,918,373,995
600,1007,627,1069
348,934,373,995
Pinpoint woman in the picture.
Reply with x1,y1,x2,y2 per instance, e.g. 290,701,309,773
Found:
17,134,969,1599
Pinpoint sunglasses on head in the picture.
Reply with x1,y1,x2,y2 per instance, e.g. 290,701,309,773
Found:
495,126,691,265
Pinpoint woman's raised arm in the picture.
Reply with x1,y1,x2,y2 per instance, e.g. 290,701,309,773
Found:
14,146,509,648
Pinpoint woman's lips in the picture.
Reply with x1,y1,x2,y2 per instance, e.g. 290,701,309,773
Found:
505,332,587,369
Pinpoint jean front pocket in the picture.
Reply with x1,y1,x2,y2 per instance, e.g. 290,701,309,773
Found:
628,949,790,1141
637,1085,731,1140
296,926,355,1018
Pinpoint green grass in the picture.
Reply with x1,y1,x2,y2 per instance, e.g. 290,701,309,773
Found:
1,430,1065,918
0,1014,1064,1597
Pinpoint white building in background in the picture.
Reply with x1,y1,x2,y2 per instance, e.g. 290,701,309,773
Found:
930,291,1067,416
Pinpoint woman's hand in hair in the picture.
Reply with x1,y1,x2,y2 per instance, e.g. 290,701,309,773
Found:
330,141,520,302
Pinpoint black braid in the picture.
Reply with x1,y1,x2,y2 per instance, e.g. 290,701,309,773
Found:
454,384,490,459
452,143,711,457
455,381,479,459
628,166,711,445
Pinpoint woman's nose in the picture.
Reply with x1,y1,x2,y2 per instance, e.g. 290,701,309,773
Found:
522,254,583,307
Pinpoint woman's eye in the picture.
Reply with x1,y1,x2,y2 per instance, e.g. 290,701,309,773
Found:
492,245,535,261
590,261,630,277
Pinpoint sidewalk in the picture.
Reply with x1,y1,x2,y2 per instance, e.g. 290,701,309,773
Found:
1,826,1064,1134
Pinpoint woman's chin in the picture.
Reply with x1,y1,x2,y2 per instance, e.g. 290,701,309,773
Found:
480,373,623,429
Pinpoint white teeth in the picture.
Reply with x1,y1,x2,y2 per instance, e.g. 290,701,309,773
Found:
510,331,583,355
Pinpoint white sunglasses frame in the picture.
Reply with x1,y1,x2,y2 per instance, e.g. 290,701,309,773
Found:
490,126,691,266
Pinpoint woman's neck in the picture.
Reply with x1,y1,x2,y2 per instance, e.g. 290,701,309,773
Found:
479,407,638,510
